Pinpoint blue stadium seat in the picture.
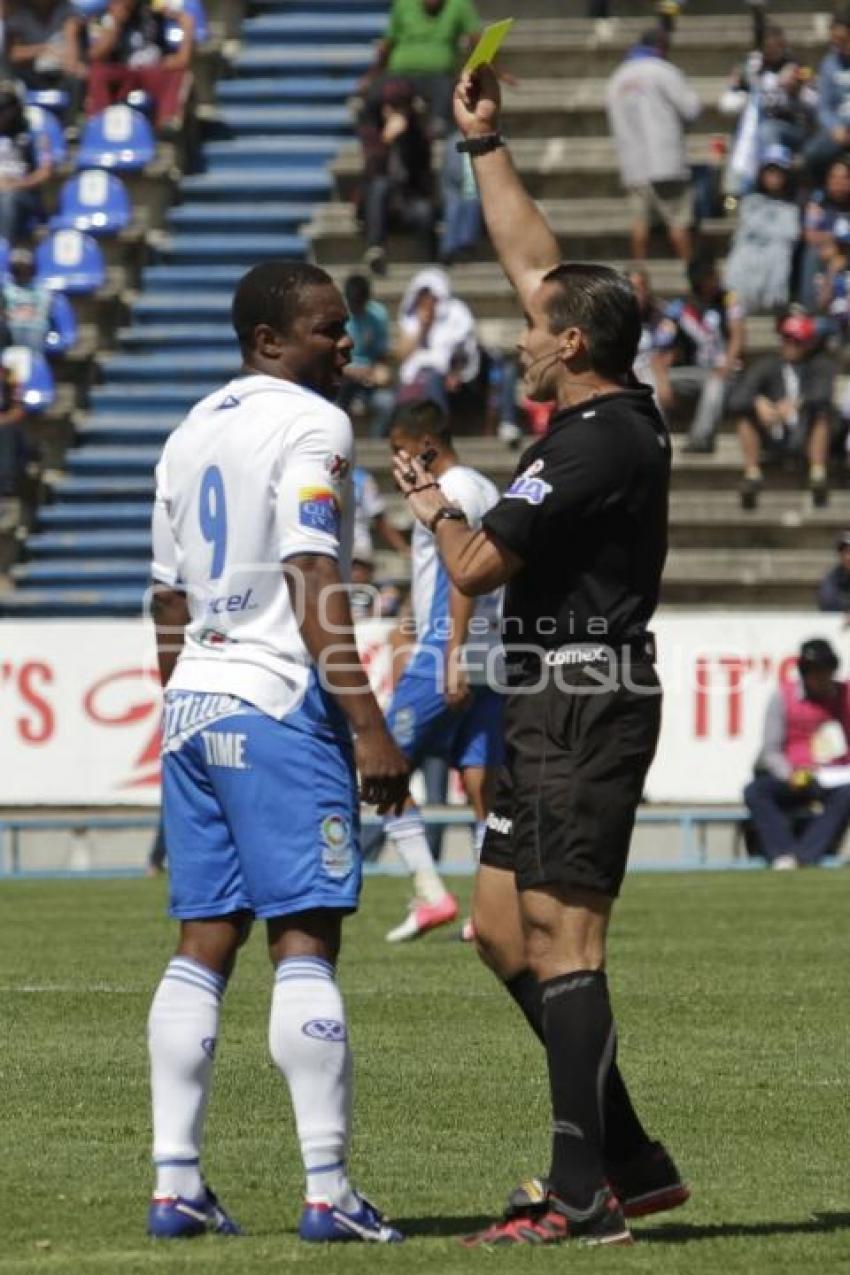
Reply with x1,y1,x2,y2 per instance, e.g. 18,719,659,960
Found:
3,347,56,412
50,170,132,237
24,88,69,119
25,104,68,166
45,293,79,356
38,501,152,530
165,0,210,47
71,0,108,14
77,106,156,172
0,585,145,617
35,230,106,295
0,239,10,280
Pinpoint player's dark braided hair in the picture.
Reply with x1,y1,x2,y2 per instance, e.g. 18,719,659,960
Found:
232,260,335,354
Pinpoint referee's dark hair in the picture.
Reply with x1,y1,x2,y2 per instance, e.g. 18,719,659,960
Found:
542,263,642,378
232,260,335,355
389,398,453,447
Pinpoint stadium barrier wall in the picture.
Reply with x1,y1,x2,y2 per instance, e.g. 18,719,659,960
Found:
0,611,845,805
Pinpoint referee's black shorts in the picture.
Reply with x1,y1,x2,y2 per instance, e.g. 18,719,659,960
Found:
480,655,661,898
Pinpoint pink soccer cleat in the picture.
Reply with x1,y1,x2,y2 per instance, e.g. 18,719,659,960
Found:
385,894,459,942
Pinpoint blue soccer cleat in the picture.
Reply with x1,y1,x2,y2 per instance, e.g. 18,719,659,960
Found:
298,1193,404,1243
147,1185,241,1239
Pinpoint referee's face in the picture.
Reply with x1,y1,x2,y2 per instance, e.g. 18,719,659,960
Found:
518,282,571,402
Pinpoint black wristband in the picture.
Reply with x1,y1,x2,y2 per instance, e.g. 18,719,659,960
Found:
455,132,505,156
429,506,468,533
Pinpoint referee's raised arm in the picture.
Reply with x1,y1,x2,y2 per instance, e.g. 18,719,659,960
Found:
453,65,561,309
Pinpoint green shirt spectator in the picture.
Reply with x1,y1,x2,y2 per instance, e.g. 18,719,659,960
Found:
385,0,480,76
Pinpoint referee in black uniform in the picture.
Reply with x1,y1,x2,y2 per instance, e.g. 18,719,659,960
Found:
394,65,686,1247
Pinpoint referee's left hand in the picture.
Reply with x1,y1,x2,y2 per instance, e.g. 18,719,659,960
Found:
393,449,449,529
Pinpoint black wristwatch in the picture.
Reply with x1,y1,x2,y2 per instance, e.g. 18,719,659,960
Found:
429,506,468,533
455,132,505,156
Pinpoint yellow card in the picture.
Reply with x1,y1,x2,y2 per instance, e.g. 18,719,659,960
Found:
464,18,515,72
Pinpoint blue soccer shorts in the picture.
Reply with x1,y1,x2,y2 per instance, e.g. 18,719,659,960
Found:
161,691,361,921
385,676,505,771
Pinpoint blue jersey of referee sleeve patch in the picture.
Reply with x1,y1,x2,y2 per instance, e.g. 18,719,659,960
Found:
299,487,341,536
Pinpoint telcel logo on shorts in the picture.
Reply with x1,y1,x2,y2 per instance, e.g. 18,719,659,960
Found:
544,646,608,666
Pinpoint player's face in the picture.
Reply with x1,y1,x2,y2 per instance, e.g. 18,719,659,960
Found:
289,284,353,400
518,282,569,402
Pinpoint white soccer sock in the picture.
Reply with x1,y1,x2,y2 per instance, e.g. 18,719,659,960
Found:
473,819,487,859
384,808,447,904
269,956,358,1212
148,956,225,1200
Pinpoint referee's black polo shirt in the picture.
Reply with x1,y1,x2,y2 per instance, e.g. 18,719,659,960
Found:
482,384,670,661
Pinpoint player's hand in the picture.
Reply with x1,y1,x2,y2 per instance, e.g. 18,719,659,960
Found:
393,449,448,529
454,64,501,139
444,657,471,711
355,724,410,815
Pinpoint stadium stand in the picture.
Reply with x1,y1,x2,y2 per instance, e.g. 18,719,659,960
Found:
0,0,846,621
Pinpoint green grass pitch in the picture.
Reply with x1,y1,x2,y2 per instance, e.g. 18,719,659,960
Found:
2,871,849,1274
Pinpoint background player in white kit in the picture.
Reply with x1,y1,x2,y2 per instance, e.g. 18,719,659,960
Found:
146,261,408,1243
381,399,505,942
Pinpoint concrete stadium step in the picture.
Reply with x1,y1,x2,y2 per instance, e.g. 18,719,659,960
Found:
159,233,306,264
118,323,234,350
660,548,833,606
77,416,188,444
203,135,346,167
167,202,316,233
97,353,241,384
49,475,155,502
37,502,152,531
13,558,147,584
0,585,145,617
490,17,827,80
240,13,386,43
26,531,150,559
310,201,731,265
329,134,721,204
89,384,220,412
232,44,372,78
141,264,272,291
65,447,161,476
215,76,359,107
132,292,235,324
247,0,387,11
209,109,350,139
180,168,333,203
479,0,828,17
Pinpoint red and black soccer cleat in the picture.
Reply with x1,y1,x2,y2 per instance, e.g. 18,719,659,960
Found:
460,1184,633,1248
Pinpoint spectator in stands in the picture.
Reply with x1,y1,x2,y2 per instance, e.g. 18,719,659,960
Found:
0,358,27,500
817,530,850,611
338,273,395,437
605,27,700,263
720,22,816,194
0,82,51,245
805,10,850,182
439,130,481,264
358,78,435,277
6,0,87,122
86,0,194,132
629,265,665,396
729,311,834,510
358,0,481,137
724,146,800,314
1,247,54,350
813,215,850,339
396,268,483,427
745,637,850,869
651,255,746,453
801,156,850,308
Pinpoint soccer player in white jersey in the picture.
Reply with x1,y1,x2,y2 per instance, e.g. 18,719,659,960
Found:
146,261,409,1243
381,399,505,941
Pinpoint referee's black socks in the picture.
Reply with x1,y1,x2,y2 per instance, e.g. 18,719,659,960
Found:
504,968,650,1167
542,969,613,1211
